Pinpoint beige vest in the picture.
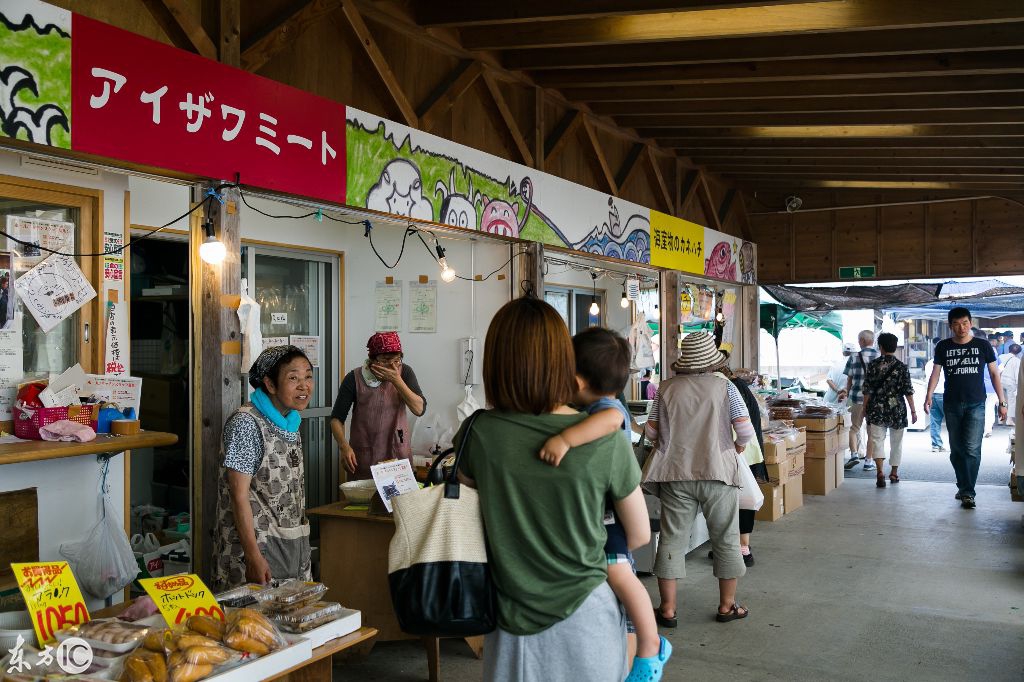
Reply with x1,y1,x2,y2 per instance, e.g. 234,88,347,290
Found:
644,373,742,487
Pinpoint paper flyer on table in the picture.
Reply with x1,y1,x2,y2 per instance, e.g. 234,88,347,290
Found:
289,335,320,367
14,254,97,333
5,216,74,267
408,281,437,333
375,281,402,332
370,458,419,513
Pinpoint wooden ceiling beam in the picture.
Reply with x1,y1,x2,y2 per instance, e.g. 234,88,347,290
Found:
242,0,341,72
659,136,1024,149
416,0,810,27
698,158,1024,168
636,124,1024,139
544,110,583,166
692,148,1024,159
560,75,1024,103
614,143,646,191
589,92,1024,116
219,0,240,67
618,110,1024,128
535,50,1024,88
337,2,419,127
696,174,723,230
645,148,675,214
481,70,535,166
506,22,1024,70
582,118,619,196
680,169,701,214
418,60,484,131
727,169,1024,178
139,0,216,59
733,179,1024,190
461,0,1024,50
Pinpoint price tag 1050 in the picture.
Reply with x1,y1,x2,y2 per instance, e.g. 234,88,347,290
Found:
11,561,90,647
138,574,225,626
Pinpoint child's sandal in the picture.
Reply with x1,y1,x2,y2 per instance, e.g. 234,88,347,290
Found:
624,636,672,682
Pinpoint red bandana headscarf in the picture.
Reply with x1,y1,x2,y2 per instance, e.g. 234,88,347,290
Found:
368,332,402,357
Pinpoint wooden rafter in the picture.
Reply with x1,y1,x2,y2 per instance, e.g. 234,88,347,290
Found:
338,2,419,127
645,148,675,214
544,110,583,166
219,0,240,67
619,109,1024,128
697,174,723,230
735,194,754,241
418,61,484,131
139,0,216,59
481,70,535,166
614,143,645,191
692,148,1024,160
582,118,619,196
534,87,545,170
679,170,701,214
639,124,1024,139
658,136,1024,149
505,22,1024,70
242,0,341,72
536,51,1024,88
460,0,1024,50
416,0,810,27
718,188,738,226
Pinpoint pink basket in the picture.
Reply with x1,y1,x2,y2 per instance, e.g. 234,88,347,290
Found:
14,405,98,440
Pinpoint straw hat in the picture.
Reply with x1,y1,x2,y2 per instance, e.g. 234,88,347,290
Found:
671,331,728,374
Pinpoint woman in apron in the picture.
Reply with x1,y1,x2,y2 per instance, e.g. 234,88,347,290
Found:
213,345,314,590
330,332,426,480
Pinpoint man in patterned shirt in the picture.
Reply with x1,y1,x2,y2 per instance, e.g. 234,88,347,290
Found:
843,330,880,470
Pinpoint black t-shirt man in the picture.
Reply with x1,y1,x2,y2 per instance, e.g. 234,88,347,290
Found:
934,337,997,404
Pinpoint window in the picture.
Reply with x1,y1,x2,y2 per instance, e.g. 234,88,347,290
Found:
545,286,603,335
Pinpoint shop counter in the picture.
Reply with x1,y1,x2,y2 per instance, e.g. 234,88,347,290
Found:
0,431,178,465
307,502,484,681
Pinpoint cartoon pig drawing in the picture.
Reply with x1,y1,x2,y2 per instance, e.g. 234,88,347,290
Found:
366,159,433,221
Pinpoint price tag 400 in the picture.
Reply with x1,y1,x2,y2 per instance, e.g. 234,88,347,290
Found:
138,574,224,626
11,562,90,647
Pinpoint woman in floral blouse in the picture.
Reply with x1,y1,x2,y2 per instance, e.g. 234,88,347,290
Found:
863,333,917,487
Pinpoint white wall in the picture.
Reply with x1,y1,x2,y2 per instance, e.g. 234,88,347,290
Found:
0,149,128,608
128,178,514,435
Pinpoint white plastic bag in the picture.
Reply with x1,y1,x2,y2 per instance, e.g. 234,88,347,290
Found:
411,412,443,456
736,452,765,511
456,385,481,422
237,279,262,371
628,319,657,372
60,495,140,599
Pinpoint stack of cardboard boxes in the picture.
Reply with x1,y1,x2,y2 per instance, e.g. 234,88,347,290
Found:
799,413,843,495
756,427,806,521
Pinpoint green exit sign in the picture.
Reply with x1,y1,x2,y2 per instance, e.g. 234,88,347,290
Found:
839,265,876,279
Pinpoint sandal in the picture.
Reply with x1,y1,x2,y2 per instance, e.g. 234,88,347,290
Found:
654,607,677,628
716,603,749,623
624,636,673,682
876,475,886,488
889,473,900,484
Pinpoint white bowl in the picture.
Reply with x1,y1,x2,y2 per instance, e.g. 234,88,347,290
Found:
339,479,377,504
0,610,35,650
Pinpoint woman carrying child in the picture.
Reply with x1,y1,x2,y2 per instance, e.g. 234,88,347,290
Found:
456,298,660,682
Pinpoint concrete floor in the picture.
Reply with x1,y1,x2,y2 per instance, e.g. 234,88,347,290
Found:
332,478,1024,682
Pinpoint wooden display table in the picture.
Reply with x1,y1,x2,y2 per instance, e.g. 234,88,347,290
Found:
0,431,178,465
306,503,484,681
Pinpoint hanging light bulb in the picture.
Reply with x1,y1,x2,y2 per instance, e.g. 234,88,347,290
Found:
620,289,630,308
716,311,725,323
435,240,457,283
199,218,226,264
589,271,600,317
652,304,660,320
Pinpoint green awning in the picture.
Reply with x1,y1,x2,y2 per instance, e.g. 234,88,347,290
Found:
760,303,843,341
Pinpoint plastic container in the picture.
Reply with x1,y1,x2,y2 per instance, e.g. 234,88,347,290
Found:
0,609,35,650
251,580,328,612
216,583,268,609
339,479,377,504
13,404,97,440
57,618,150,653
269,601,343,634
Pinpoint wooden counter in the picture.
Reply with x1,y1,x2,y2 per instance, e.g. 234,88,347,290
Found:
0,431,178,465
307,502,484,681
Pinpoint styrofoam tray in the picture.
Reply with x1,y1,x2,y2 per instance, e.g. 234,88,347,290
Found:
204,635,313,682
299,608,361,650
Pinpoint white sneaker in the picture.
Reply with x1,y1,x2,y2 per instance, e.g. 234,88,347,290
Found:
862,461,876,470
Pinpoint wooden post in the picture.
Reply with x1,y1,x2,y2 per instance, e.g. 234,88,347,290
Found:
190,183,242,583
519,242,545,299
741,285,759,372
660,271,680,380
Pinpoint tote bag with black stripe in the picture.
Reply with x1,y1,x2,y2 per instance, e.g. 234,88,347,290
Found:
387,409,496,637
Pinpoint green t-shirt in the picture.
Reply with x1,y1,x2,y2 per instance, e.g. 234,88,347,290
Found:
457,410,641,635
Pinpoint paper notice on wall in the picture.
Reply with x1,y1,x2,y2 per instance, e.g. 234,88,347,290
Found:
0,314,24,421
375,281,402,332
103,232,125,282
5,216,74,266
720,290,738,354
262,336,288,350
289,335,320,368
104,297,128,375
408,281,437,334
84,374,143,415
370,458,419,513
271,312,288,326
14,254,97,333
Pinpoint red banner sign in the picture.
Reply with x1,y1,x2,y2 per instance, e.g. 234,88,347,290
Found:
71,14,346,203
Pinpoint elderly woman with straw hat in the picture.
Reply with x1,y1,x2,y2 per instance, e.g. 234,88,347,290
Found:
644,332,754,625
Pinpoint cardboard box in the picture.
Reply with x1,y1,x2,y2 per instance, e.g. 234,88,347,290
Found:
755,482,784,521
834,448,845,488
804,453,837,495
795,415,839,433
806,430,840,458
788,451,805,480
838,427,851,446
765,456,792,483
763,437,787,464
783,476,804,513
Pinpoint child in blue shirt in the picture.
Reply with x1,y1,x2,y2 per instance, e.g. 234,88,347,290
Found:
539,328,671,682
